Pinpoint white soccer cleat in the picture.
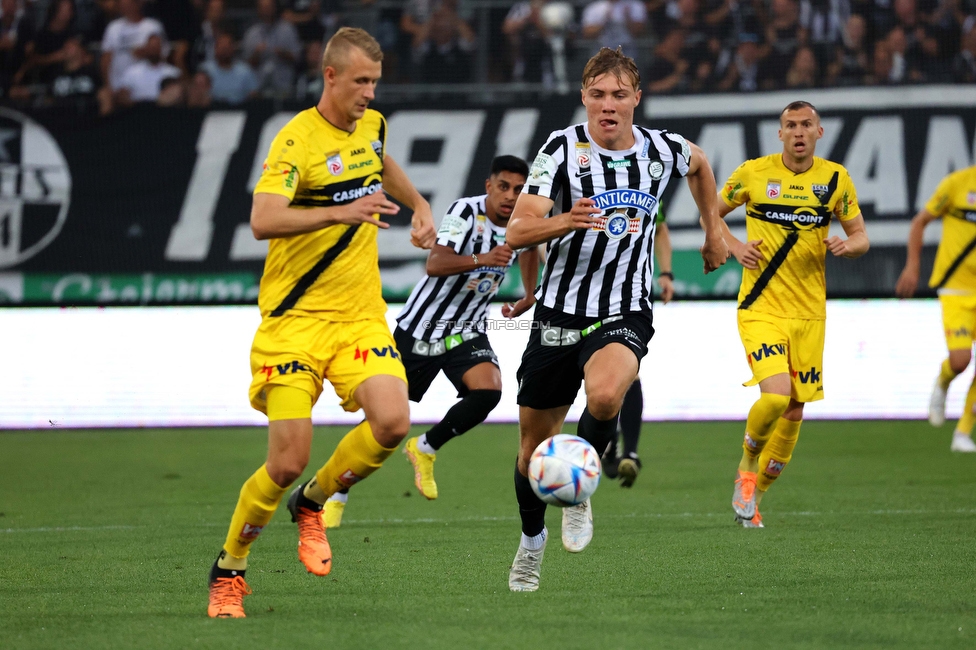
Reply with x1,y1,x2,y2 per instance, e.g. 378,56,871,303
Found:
951,433,976,453
929,379,948,427
509,535,547,592
561,498,593,553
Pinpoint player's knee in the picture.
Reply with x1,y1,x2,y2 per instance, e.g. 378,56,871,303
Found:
586,387,622,421
266,457,308,487
369,410,411,447
949,350,972,374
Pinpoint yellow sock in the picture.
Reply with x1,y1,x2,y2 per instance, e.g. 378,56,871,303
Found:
956,377,976,435
309,421,397,502
938,358,958,391
757,418,802,492
220,464,289,563
738,393,791,472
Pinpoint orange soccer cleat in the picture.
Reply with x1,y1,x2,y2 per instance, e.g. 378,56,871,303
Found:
732,470,757,520
287,486,333,576
207,574,252,618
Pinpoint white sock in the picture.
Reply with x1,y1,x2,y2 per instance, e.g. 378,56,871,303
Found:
416,434,436,455
521,528,547,551
327,491,348,504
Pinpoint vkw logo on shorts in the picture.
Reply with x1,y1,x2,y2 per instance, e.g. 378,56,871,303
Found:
0,108,72,270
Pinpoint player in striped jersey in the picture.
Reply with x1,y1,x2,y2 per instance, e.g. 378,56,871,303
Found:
504,47,729,592
896,164,976,453
321,156,540,525
719,101,869,528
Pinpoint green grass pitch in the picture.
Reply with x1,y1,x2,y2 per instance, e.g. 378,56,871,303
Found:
2,421,975,649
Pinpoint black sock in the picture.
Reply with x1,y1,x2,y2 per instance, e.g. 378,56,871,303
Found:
210,551,245,583
336,488,349,495
293,483,323,512
514,462,547,537
620,380,643,457
425,389,502,450
577,406,619,456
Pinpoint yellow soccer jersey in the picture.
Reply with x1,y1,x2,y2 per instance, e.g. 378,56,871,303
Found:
925,166,976,293
722,154,860,320
254,107,388,321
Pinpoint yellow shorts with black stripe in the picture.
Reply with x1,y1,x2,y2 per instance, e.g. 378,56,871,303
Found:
737,310,825,403
248,314,407,415
939,293,976,351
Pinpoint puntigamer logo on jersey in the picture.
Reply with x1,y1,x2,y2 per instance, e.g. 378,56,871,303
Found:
0,108,72,270
589,189,656,240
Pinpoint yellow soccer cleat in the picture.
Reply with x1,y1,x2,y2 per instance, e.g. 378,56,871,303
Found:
323,499,345,528
404,437,438,500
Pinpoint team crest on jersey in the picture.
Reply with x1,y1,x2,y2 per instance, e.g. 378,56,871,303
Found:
812,183,829,200
576,142,591,169
466,274,503,295
327,151,343,176
371,139,383,156
968,191,976,205
766,179,782,199
603,213,630,240
648,161,664,180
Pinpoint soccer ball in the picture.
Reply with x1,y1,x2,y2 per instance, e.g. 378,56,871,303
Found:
528,434,601,507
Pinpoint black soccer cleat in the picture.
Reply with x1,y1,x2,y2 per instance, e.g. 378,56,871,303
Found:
617,452,642,488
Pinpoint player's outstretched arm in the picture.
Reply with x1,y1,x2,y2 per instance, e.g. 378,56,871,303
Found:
506,194,600,249
383,154,436,249
250,191,398,240
686,142,729,273
425,243,514,277
503,245,542,318
895,209,937,298
825,214,870,260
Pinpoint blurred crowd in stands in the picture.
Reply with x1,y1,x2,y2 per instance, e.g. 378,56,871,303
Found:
1,0,974,112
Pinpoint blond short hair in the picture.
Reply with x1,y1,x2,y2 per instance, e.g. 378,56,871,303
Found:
581,47,641,91
321,27,383,73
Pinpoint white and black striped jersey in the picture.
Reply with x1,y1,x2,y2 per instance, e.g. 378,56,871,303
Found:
525,122,691,318
397,194,518,340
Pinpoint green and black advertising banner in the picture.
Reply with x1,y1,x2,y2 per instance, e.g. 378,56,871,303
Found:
0,84,973,304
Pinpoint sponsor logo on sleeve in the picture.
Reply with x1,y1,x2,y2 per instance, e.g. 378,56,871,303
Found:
664,132,691,165
529,152,555,182
438,214,468,238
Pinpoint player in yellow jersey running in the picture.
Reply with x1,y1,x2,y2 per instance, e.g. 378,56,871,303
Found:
206,27,436,618
717,101,870,528
895,165,976,453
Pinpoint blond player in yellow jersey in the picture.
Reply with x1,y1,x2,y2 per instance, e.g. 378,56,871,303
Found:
896,165,976,453
206,28,436,618
717,101,870,528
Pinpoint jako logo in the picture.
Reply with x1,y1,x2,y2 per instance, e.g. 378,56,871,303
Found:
354,345,401,364
750,343,785,362
764,459,786,476
261,360,309,380
792,366,821,384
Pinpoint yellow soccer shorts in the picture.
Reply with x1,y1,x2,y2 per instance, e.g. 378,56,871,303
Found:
737,310,825,403
939,293,976,351
248,314,407,415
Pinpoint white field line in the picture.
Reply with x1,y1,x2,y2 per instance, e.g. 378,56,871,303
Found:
3,509,976,534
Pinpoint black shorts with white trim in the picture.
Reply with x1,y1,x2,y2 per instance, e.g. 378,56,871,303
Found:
393,327,499,402
515,304,654,410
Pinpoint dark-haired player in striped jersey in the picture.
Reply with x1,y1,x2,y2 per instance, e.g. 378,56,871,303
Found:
504,46,730,592
720,101,869,529
322,156,540,526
